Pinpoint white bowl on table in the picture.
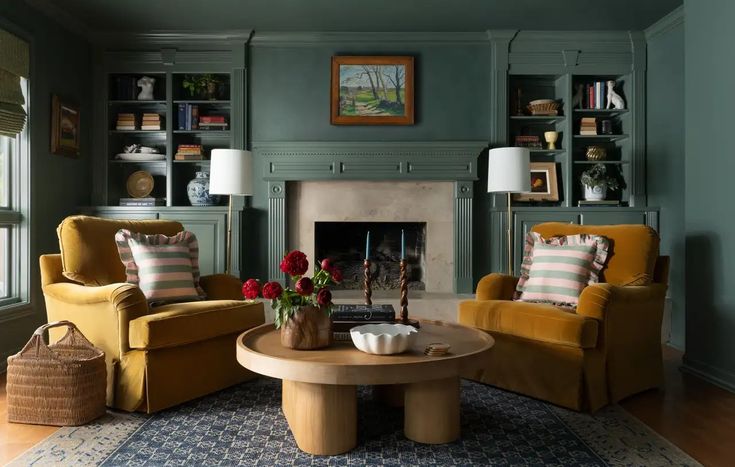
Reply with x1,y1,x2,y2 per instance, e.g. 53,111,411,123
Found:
350,323,419,355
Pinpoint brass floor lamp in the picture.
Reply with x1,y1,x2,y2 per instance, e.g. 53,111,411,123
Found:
487,147,531,275
209,149,254,275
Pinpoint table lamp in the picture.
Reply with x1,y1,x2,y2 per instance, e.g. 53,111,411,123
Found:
487,147,531,275
209,149,254,275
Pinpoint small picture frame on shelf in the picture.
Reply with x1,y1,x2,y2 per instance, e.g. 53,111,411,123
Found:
51,95,80,158
513,162,559,202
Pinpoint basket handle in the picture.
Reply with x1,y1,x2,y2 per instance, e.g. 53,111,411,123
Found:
33,320,78,336
19,320,94,359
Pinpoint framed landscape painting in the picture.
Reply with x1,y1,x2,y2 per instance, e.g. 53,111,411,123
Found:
512,162,559,202
331,56,414,125
51,95,80,158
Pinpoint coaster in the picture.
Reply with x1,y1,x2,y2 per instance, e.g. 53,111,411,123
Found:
424,342,450,356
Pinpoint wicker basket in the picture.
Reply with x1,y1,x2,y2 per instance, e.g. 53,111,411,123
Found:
6,321,107,426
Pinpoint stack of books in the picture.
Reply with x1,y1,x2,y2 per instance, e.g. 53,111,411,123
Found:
580,117,597,135
114,76,138,100
174,144,203,160
584,81,606,109
514,135,542,148
578,200,621,207
332,304,396,338
177,104,199,130
141,113,161,131
119,197,165,207
115,113,136,131
199,115,228,131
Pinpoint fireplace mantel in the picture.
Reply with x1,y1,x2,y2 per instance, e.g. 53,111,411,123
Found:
252,141,486,293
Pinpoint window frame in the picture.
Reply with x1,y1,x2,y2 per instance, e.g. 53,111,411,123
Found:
0,76,30,311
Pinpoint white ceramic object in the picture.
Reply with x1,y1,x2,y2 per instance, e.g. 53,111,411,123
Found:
583,184,607,201
350,323,418,355
606,80,625,109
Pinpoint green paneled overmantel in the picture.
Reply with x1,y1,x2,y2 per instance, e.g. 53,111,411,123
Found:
255,141,485,293
253,141,486,181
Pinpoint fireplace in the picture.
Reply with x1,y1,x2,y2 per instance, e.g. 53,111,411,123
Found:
315,221,427,290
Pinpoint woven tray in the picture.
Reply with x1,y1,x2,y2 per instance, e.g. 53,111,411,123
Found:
6,321,107,426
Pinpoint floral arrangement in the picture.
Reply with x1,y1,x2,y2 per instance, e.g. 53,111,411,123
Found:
242,250,343,328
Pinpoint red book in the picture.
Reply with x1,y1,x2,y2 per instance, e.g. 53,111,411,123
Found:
200,115,225,124
588,85,594,109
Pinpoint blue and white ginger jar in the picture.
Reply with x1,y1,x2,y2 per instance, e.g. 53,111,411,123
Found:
187,171,220,206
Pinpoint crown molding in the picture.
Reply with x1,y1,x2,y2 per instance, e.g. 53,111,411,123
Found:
23,0,92,39
644,6,684,41
91,30,254,47
250,31,489,47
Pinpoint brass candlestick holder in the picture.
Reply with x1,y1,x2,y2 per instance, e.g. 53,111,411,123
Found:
363,259,372,305
399,259,420,328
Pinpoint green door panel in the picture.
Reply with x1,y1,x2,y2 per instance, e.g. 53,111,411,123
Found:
580,211,647,226
159,212,227,277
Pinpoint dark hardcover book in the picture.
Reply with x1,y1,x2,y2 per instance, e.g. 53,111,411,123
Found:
332,320,396,333
578,200,621,206
191,105,199,130
177,104,186,130
332,304,395,321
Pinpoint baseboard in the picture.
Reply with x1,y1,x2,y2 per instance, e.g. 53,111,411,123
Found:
681,355,735,393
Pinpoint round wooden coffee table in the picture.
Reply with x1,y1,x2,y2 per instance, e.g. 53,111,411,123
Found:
236,319,494,455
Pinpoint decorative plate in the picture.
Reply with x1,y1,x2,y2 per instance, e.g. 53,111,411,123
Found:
126,170,154,198
350,323,419,355
115,153,165,161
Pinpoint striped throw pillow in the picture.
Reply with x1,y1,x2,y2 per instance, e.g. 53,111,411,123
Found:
515,232,609,308
115,229,205,303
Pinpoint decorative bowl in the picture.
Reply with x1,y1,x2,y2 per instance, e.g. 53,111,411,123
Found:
126,170,154,198
350,323,418,355
527,99,560,116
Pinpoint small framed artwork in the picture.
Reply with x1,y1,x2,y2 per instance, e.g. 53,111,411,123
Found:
331,55,414,125
51,95,80,158
513,162,559,202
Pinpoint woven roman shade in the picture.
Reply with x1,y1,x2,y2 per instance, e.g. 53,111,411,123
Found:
0,28,29,137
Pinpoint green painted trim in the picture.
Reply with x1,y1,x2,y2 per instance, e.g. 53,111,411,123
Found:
92,30,254,46
250,31,489,46
253,141,485,182
454,181,474,293
645,6,684,41
681,355,735,393
267,181,287,284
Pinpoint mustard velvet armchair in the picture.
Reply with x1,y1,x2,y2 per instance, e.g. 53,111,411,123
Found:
459,223,669,412
39,216,265,413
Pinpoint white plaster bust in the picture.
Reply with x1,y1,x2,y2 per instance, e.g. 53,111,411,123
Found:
137,76,155,101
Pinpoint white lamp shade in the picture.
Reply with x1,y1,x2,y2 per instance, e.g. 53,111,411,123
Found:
487,147,531,193
209,149,253,195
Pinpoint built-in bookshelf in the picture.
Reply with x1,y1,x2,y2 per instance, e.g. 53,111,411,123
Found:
104,72,233,207
508,73,634,207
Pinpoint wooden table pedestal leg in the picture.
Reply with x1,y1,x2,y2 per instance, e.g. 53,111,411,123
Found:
281,380,357,455
404,377,460,444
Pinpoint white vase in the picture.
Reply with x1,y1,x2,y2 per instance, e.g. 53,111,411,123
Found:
583,184,607,201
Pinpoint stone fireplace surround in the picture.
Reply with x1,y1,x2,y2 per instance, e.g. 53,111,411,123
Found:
252,141,487,320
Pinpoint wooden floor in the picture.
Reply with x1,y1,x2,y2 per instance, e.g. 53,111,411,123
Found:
1,347,734,466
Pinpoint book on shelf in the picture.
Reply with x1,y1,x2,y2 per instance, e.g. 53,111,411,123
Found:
513,135,542,148
141,113,161,130
178,104,201,130
331,304,396,321
175,154,204,160
578,200,621,207
200,115,226,124
114,76,137,100
175,143,203,160
115,112,136,130
119,197,165,207
583,81,608,109
579,117,597,135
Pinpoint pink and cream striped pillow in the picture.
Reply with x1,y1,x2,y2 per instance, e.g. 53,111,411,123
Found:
515,232,609,308
115,229,205,304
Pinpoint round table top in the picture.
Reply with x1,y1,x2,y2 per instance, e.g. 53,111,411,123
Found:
236,320,494,385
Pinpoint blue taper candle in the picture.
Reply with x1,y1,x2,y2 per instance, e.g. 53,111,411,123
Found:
365,231,370,260
401,229,405,260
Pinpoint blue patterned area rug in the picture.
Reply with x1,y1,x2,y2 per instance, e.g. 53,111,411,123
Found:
9,378,698,466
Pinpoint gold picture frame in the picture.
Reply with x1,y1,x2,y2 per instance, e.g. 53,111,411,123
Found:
51,95,80,158
512,162,559,202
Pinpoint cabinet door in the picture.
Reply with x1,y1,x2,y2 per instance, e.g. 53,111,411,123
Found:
580,211,648,226
512,212,579,274
159,212,227,277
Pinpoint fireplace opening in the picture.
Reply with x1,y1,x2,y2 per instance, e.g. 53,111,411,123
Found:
314,221,426,291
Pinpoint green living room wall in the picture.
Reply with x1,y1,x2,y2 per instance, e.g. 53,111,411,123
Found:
645,8,685,350
0,1,92,369
683,0,735,390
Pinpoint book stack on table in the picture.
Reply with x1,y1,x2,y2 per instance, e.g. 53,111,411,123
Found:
332,304,396,340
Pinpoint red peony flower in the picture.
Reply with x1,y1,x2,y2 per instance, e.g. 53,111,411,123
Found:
295,276,314,296
320,258,333,272
242,279,260,300
331,268,343,283
316,287,332,307
280,250,309,277
262,281,283,300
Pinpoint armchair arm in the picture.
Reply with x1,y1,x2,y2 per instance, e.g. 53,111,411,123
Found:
200,274,244,300
476,273,519,301
42,282,149,357
577,283,667,321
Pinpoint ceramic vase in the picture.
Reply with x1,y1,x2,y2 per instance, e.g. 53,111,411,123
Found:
583,184,607,201
280,305,333,350
586,146,607,161
544,131,559,150
186,171,220,206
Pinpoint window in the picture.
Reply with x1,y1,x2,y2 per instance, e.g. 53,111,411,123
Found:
0,77,29,307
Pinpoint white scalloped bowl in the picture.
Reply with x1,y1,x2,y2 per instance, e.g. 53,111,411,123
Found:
350,323,419,355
